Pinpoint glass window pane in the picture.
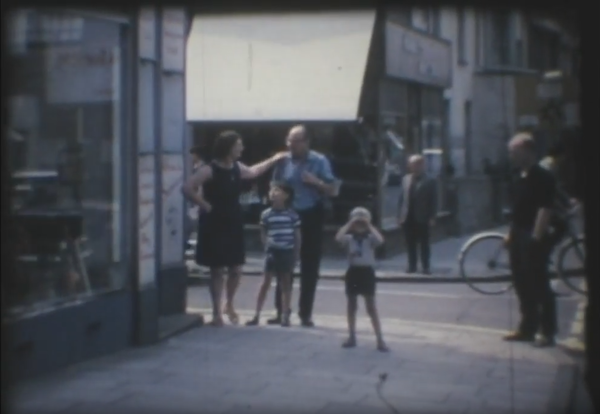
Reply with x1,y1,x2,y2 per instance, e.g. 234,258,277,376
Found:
6,11,126,318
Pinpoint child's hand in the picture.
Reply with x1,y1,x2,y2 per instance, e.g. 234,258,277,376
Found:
349,216,364,225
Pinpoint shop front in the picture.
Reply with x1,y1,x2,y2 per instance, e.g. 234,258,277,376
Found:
186,11,379,233
4,7,191,380
378,21,452,231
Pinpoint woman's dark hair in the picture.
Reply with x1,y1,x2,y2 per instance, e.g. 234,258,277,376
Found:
271,181,294,206
212,130,242,160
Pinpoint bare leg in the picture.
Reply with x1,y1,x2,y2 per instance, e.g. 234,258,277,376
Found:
343,295,358,348
209,268,225,326
246,273,273,326
224,266,242,324
364,296,388,352
280,273,292,326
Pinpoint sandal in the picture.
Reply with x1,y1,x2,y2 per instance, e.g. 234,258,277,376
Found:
209,318,224,327
224,306,239,325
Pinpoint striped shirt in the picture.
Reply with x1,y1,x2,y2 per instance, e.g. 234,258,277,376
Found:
260,207,301,250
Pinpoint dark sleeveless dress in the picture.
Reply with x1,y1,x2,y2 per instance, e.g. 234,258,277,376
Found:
195,162,245,268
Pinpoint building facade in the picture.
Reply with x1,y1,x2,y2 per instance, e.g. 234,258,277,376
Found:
435,7,580,176
390,6,580,233
4,7,192,380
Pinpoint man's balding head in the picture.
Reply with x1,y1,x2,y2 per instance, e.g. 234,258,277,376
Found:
408,154,425,175
287,124,310,157
508,132,537,168
509,132,536,152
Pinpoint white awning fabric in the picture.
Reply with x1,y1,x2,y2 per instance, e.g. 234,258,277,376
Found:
186,11,376,122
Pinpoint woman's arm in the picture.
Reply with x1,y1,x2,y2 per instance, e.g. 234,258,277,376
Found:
181,165,212,212
238,152,287,180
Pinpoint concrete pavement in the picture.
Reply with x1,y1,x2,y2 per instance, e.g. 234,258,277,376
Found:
10,280,583,414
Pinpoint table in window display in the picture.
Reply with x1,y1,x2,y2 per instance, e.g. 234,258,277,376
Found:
5,12,127,318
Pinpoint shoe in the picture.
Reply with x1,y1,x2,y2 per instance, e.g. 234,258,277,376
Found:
503,331,535,342
422,269,431,275
533,336,556,348
281,313,291,327
342,337,356,348
245,316,259,326
377,340,390,352
267,316,281,325
406,268,416,274
301,319,315,328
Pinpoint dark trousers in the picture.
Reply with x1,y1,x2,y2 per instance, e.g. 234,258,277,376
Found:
403,218,431,271
274,204,324,320
509,228,557,337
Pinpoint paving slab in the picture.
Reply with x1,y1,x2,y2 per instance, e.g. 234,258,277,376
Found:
10,306,572,414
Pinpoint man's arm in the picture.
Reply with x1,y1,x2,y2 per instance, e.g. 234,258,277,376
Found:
181,165,212,211
429,178,438,222
397,175,406,223
238,152,287,180
314,156,338,196
532,173,556,241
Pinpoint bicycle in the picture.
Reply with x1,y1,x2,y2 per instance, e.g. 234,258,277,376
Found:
458,205,586,296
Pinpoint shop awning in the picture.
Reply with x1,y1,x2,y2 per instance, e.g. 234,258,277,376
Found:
186,11,376,122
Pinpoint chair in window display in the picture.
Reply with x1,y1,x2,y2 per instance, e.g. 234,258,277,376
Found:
11,170,92,313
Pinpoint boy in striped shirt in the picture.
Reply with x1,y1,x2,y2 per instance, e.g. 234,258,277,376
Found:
246,182,300,327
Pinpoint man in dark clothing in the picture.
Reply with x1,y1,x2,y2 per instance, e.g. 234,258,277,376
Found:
504,133,558,348
397,155,438,274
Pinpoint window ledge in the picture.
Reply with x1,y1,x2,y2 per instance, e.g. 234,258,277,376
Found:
475,66,539,76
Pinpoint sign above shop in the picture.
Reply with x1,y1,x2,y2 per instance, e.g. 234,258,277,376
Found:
385,22,452,89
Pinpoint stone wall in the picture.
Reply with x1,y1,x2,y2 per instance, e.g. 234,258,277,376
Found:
450,176,495,236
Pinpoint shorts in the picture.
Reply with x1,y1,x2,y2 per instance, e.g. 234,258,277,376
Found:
264,249,295,275
345,266,376,297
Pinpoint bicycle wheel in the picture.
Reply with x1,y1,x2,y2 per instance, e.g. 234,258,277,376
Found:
459,232,513,295
557,237,587,295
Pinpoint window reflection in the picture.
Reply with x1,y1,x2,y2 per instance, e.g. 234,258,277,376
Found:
6,11,126,319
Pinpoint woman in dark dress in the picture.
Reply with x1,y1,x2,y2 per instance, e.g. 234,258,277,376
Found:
182,130,285,326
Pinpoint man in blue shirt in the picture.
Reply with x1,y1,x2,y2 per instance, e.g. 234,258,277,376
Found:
268,125,339,327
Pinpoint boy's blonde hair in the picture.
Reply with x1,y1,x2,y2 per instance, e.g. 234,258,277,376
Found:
349,207,372,223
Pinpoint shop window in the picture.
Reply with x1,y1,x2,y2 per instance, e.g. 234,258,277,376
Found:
6,11,127,319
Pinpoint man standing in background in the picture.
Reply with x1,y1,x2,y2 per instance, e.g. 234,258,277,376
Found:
398,155,438,274
268,125,339,327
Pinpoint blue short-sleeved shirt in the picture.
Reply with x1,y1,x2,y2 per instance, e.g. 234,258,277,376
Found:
271,150,337,211
260,207,301,250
